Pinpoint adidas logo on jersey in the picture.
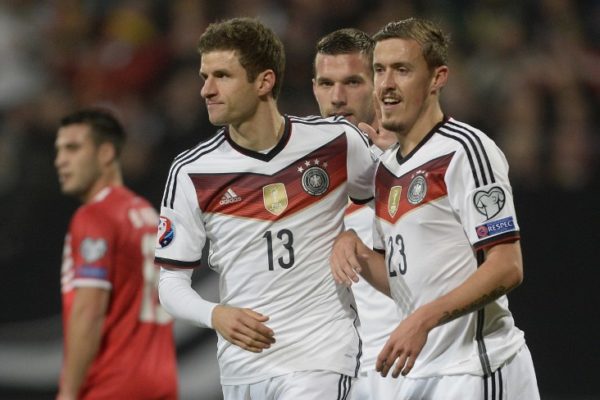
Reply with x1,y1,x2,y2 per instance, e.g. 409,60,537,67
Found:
219,188,242,205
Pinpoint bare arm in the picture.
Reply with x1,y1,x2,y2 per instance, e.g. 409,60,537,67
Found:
329,229,391,296
377,241,523,378
57,287,109,400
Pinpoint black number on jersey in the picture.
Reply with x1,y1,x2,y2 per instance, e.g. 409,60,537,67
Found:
263,229,295,270
387,234,407,276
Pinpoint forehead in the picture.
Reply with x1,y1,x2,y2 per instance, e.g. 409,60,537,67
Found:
314,52,371,78
55,124,93,146
200,49,244,72
373,38,424,64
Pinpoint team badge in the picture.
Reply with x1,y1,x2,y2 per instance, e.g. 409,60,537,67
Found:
473,186,506,220
388,186,403,217
263,183,288,215
407,175,427,205
156,216,175,248
301,166,330,196
80,238,107,263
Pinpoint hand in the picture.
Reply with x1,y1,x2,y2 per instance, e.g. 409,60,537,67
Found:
212,305,275,353
329,230,370,286
376,311,430,378
359,93,397,151
359,122,397,152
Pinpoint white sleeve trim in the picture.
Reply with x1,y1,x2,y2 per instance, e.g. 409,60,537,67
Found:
72,279,112,290
158,267,217,329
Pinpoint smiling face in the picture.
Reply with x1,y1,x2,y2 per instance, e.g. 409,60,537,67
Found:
313,52,375,126
54,124,103,200
373,38,440,134
200,50,262,127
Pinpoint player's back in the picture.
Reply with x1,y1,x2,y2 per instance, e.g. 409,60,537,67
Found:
61,186,177,399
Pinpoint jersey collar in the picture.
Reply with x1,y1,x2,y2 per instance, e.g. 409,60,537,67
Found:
396,115,449,165
225,115,291,161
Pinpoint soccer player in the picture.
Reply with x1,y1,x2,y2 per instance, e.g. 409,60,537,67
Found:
55,108,177,400
330,18,540,399
312,28,403,399
155,18,376,399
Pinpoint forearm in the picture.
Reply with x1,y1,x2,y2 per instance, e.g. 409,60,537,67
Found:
359,250,391,296
413,242,523,332
59,309,104,398
158,267,217,328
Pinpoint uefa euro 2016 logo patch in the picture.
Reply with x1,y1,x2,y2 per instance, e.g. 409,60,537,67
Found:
407,174,427,205
475,216,515,239
156,216,175,248
473,186,506,220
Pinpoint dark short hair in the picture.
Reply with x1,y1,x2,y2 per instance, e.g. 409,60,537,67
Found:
197,17,285,99
373,18,450,69
59,108,126,157
314,28,374,76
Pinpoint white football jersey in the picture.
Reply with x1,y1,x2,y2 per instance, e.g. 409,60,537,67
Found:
344,202,403,371
155,115,377,385
373,117,525,378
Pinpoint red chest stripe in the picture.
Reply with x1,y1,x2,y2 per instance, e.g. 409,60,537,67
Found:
190,135,348,221
376,152,454,223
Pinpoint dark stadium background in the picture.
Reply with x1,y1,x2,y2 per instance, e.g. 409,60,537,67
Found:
0,1,597,399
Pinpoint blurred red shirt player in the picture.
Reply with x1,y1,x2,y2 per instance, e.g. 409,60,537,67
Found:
55,108,177,400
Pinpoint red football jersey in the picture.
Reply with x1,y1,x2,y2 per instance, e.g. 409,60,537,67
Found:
61,186,177,399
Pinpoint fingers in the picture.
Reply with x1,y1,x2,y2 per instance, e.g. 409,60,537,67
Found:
330,250,361,286
330,232,364,286
358,121,378,141
376,344,415,378
213,306,276,353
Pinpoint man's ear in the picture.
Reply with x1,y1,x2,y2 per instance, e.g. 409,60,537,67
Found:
430,65,449,94
256,69,276,97
98,142,117,166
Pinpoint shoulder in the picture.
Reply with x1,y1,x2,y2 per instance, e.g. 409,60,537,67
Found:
436,118,497,151
171,128,228,167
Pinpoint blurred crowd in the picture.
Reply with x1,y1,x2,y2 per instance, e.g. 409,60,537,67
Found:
1,0,598,322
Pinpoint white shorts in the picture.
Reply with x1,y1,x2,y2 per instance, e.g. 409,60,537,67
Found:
397,345,540,400
353,369,404,400
222,371,354,400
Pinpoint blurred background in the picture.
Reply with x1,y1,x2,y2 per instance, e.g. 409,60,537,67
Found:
0,0,598,399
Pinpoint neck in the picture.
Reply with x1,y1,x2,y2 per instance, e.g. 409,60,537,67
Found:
82,165,123,204
397,101,444,157
229,99,284,151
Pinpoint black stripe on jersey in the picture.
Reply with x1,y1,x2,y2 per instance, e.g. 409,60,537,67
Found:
498,367,503,399
154,256,203,268
162,133,226,209
438,128,482,188
476,249,494,378
441,124,489,185
350,303,362,377
446,121,496,184
288,115,370,148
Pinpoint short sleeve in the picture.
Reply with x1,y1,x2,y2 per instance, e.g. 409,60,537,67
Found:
155,166,207,268
344,122,377,203
69,208,114,290
446,137,520,250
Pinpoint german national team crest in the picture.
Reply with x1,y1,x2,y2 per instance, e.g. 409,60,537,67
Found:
388,186,402,217
473,186,506,220
407,174,427,205
301,166,330,196
263,183,288,215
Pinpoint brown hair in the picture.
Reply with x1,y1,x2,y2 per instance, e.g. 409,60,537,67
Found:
198,17,285,99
